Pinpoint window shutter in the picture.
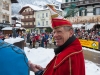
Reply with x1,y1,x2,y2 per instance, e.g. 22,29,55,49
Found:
85,9,87,16
93,8,96,15
79,10,82,16
66,0,68,2
72,12,74,17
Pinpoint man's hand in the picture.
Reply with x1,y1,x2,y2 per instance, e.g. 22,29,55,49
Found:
28,61,44,73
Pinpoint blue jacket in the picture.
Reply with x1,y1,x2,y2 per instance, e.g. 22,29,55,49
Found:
0,40,29,75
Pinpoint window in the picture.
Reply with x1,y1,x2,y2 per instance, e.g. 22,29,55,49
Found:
28,22,30,25
2,2,9,11
28,16,30,18
42,21,44,26
55,6,59,9
82,10,85,16
40,29,43,33
46,13,48,17
96,8,100,15
79,10,82,16
6,3,9,10
24,22,26,25
79,9,86,16
46,21,48,25
24,16,26,19
38,14,40,18
25,16,28,18
6,16,9,22
36,30,38,34
38,22,40,26
42,13,44,18
3,15,5,19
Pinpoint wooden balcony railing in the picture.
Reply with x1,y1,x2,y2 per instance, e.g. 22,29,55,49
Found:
61,0,100,9
21,11,34,16
21,25,35,28
21,18,35,22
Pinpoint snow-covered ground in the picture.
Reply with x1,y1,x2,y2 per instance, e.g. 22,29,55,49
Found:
24,47,100,75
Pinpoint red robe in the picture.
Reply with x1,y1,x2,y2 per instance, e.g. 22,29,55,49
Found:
43,38,85,75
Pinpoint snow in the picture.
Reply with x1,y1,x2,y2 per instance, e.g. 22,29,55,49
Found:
2,27,26,31
83,47,100,53
4,37,24,44
2,27,12,30
24,46,100,75
23,4,44,11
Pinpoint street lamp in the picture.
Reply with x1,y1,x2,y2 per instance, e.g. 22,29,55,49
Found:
12,16,18,38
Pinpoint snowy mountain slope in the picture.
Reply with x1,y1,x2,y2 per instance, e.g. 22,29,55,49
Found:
11,0,61,15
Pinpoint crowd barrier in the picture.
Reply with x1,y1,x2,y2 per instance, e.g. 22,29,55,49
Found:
79,39,100,51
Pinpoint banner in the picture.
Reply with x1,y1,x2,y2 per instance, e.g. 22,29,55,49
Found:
79,39,99,50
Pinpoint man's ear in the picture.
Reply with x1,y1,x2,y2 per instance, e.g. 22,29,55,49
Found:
69,29,74,37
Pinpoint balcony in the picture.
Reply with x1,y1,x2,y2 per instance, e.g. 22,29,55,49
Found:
21,11,34,16
22,25,35,28
21,18,35,22
61,0,100,9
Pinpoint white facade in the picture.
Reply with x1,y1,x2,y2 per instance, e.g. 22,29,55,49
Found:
62,0,100,30
0,0,11,24
35,9,52,34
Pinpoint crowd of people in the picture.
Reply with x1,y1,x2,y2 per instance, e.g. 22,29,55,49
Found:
1,27,100,48
0,31,55,48
26,32,55,48
74,28,100,42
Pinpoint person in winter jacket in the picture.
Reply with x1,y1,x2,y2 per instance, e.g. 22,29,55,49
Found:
32,36,36,48
28,4,85,75
0,40,29,75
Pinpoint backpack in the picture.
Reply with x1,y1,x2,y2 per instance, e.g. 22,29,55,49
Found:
0,40,29,75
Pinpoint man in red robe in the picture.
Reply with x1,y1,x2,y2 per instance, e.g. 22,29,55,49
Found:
29,4,85,75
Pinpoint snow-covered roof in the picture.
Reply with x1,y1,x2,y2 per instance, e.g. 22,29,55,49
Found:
2,27,12,30
19,4,62,13
4,37,24,44
20,4,44,12
25,4,44,10
2,27,26,31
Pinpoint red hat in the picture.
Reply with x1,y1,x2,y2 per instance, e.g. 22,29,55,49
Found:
47,4,72,28
52,18,72,28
